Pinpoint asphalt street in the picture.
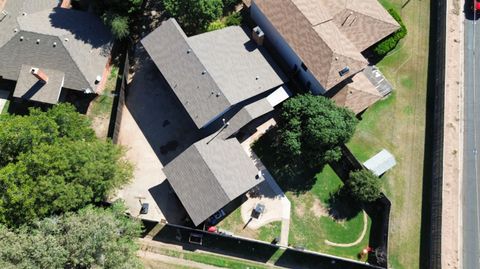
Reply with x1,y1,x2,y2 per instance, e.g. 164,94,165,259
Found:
463,11,480,269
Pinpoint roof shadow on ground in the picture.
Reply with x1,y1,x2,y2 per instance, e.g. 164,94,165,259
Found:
148,180,188,224
126,49,200,166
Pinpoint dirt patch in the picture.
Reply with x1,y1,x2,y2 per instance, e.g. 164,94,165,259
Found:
311,198,329,218
295,202,306,218
91,116,109,139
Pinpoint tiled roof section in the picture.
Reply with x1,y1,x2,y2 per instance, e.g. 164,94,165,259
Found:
331,72,382,114
141,19,286,128
141,19,231,128
164,136,263,226
13,64,64,104
253,0,367,91
0,0,112,92
333,0,400,51
0,32,89,91
17,7,112,90
188,26,286,106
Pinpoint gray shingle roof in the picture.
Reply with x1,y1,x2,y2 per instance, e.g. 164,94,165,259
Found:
141,19,286,128
13,65,64,104
164,135,263,226
0,0,112,92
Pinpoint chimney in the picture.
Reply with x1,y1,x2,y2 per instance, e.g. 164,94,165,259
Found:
252,26,265,46
31,68,49,83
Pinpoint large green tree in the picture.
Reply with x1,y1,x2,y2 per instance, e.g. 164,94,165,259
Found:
163,0,223,34
276,94,358,169
0,104,131,226
0,203,142,269
346,169,382,203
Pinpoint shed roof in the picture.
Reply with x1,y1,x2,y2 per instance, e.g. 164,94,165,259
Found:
0,0,112,92
141,19,286,128
13,65,64,104
363,149,397,176
164,135,263,226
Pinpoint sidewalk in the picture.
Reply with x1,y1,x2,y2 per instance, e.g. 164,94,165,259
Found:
442,0,463,268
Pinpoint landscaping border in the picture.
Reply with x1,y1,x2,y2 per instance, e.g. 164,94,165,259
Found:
419,0,446,268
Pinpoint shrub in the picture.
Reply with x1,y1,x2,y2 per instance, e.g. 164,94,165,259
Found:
346,170,382,203
225,12,242,26
373,8,407,57
207,20,227,32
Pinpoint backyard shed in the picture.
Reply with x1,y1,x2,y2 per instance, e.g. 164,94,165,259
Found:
363,149,396,176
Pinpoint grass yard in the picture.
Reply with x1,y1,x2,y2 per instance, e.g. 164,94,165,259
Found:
347,0,430,268
217,208,282,243
286,165,371,260
87,66,118,138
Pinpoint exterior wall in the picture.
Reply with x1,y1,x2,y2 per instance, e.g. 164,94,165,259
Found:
250,2,325,95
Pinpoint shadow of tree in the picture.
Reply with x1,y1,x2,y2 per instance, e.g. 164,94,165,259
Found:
326,187,361,221
251,127,323,194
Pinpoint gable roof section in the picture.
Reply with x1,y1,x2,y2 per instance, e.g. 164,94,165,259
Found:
253,0,367,91
0,0,112,91
333,0,400,51
164,135,263,226
141,19,286,128
331,72,383,114
141,19,231,128
13,64,64,104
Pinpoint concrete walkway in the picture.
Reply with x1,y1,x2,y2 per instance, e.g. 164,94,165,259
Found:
240,119,291,246
0,90,9,113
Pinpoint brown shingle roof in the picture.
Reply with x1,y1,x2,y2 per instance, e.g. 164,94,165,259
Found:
254,0,367,91
251,0,399,90
331,72,383,114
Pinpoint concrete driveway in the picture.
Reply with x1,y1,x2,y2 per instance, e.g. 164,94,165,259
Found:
114,46,199,224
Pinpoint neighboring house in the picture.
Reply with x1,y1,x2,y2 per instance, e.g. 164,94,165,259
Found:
141,19,288,226
244,0,400,114
0,0,112,106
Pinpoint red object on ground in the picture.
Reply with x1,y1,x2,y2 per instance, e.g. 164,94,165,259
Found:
475,0,480,12
207,226,217,233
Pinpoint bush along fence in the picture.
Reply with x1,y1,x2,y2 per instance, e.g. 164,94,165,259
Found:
330,145,391,268
373,8,408,57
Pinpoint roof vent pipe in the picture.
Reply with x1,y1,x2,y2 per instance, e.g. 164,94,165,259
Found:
36,39,40,44
53,42,57,47
20,36,24,41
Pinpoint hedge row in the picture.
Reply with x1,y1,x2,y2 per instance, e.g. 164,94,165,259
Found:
373,8,407,57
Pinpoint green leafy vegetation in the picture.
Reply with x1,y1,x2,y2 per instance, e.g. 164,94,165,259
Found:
163,0,224,34
275,94,358,170
207,11,243,31
346,170,382,203
86,0,142,39
373,8,407,57
0,104,131,226
0,203,142,269
1,100,9,114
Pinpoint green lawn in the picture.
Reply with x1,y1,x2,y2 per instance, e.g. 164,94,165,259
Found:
286,165,371,260
1,99,9,114
347,0,430,268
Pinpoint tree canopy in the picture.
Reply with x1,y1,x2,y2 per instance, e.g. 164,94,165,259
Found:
276,94,358,169
0,104,131,226
163,0,224,34
0,203,142,269
346,169,382,203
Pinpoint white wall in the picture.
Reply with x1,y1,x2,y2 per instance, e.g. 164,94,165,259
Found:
250,2,325,95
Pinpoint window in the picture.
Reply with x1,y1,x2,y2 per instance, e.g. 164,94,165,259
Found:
339,66,350,76
301,63,308,71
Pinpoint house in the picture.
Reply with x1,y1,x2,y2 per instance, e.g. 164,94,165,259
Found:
141,19,288,226
243,0,400,113
0,0,112,106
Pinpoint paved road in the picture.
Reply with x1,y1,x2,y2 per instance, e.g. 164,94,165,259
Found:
463,12,480,269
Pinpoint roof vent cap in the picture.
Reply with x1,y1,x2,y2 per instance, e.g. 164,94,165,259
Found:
53,42,57,47
22,12,27,16
64,38,69,42
201,70,207,75
36,39,40,44
13,28,18,33
255,75,260,80
95,75,102,84
187,49,191,54
20,36,24,41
